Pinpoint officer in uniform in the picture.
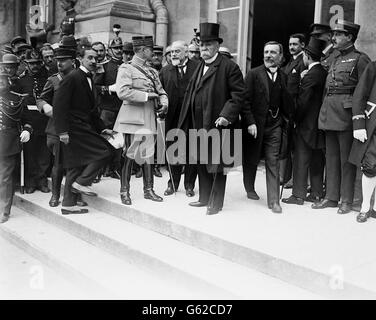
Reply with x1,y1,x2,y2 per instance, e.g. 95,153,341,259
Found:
94,36,124,179
0,54,21,92
114,35,168,206
313,20,371,214
0,71,32,223
18,48,51,194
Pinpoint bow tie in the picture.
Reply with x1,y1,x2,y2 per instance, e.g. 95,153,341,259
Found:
84,71,93,79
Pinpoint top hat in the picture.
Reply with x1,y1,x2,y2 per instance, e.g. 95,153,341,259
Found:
304,37,327,59
0,54,20,65
132,36,154,49
309,23,331,36
55,47,76,59
199,23,223,44
153,45,164,54
331,19,360,39
109,37,123,49
24,49,43,63
123,42,134,53
10,36,27,48
60,35,77,50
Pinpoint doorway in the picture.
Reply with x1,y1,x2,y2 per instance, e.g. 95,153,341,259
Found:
250,0,316,68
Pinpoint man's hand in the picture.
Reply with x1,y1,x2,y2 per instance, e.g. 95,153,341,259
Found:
42,104,53,117
247,124,257,138
354,129,367,143
59,132,70,145
20,130,30,143
148,92,159,100
101,129,115,139
215,117,230,127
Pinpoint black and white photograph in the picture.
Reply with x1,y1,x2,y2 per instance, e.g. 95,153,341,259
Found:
1,0,376,305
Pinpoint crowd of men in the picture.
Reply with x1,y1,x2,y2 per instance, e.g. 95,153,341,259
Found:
1,19,376,224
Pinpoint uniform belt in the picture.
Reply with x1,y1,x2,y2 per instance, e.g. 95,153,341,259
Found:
0,124,18,131
327,87,354,95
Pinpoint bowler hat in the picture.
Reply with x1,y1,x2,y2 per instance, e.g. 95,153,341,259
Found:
199,23,223,44
132,36,154,49
309,23,331,36
10,36,27,48
0,54,20,65
332,19,360,39
60,35,77,50
24,49,43,63
123,42,134,53
304,37,326,60
109,37,123,49
55,47,76,59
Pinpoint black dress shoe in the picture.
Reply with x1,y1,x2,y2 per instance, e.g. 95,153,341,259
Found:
120,192,132,205
144,189,163,202
282,195,304,205
356,211,370,223
206,207,221,215
185,189,195,197
93,177,101,183
164,186,175,196
135,169,142,178
76,200,88,207
305,193,321,203
25,187,36,194
311,199,338,209
337,203,352,214
153,166,162,177
271,203,282,214
37,185,51,193
61,208,89,215
247,190,260,200
49,195,60,207
189,201,208,207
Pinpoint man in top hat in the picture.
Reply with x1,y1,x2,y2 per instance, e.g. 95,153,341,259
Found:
188,43,200,62
53,45,114,214
17,48,51,194
313,19,371,214
177,22,244,215
241,41,293,213
93,36,124,179
0,70,33,223
36,46,87,209
160,40,199,197
309,23,337,71
282,38,327,206
114,35,168,206
123,42,134,63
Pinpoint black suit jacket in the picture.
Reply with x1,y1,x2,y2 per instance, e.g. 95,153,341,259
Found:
159,59,199,131
283,54,306,100
295,63,327,149
241,65,293,165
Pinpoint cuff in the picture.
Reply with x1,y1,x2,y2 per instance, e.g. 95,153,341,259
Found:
353,115,366,130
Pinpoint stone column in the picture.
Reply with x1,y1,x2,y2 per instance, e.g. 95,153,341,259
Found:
355,0,376,60
75,0,156,45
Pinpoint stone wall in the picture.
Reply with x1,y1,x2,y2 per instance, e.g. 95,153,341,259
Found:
0,0,16,45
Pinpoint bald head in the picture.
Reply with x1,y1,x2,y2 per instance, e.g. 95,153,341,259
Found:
170,40,188,66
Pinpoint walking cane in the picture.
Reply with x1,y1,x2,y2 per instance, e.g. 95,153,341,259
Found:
20,145,25,194
156,118,177,195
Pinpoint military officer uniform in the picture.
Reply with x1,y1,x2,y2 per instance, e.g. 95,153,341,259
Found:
0,72,32,223
17,49,51,193
114,35,168,206
314,20,371,213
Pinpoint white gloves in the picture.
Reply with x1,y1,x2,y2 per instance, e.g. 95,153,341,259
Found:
354,129,367,143
108,84,117,93
20,130,30,143
42,103,53,117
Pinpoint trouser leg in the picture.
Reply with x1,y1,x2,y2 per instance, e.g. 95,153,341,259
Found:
292,134,311,199
360,174,376,212
62,166,82,207
0,154,18,216
75,157,110,186
325,131,341,202
309,149,325,198
184,164,197,190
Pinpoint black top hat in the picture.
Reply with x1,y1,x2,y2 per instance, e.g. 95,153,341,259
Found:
55,47,76,59
24,49,43,63
309,23,331,36
199,23,223,44
123,42,134,53
304,37,327,60
331,19,360,39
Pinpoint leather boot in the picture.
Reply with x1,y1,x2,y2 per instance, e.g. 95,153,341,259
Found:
120,156,133,205
49,168,63,207
142,163,163,202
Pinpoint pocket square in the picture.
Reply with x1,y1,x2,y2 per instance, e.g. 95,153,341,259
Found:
292,69,297,74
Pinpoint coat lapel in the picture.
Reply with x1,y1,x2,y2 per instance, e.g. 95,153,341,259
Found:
259,67,270,104
79,69,95,105
196,54,222,92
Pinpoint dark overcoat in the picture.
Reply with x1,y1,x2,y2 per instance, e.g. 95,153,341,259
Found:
53,68,113,168
283,53,306,100
177,54,244,173
159,58,199,132
241,65,293,166
295,63,327,149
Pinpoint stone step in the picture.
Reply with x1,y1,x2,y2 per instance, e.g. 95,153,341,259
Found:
12,192,320,299
0,207,213,299
34,173,376,299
